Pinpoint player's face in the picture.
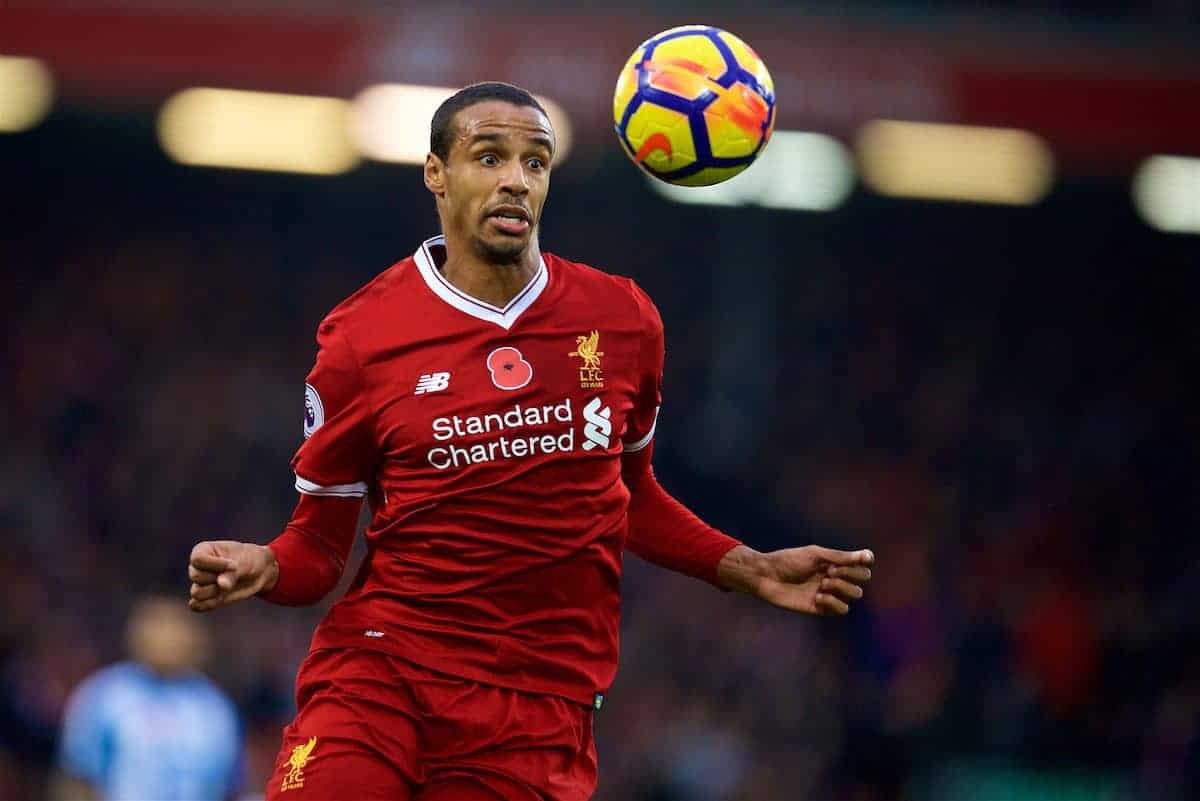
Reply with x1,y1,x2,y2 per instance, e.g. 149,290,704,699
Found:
431,101,554,263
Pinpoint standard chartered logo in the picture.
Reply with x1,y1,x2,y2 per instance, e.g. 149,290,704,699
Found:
425,396,613,470
581,397,612,451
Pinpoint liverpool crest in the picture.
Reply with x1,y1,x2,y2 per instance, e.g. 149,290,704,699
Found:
281,736,317,792
569,331,605,389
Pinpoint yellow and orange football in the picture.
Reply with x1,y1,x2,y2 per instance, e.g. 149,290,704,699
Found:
613,25,776,186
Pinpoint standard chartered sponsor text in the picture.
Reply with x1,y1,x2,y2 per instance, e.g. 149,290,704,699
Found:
427,398,583,470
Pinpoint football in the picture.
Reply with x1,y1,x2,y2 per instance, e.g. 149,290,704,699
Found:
613,25,776,187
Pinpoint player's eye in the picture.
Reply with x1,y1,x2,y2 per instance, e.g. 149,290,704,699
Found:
528,157,546,170
479,153,500,167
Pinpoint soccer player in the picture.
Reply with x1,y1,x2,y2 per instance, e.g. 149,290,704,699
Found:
187,82,874,801
52,596,242,801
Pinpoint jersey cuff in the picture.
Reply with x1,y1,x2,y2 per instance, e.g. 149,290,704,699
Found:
295,474,368,498
622,408,659,453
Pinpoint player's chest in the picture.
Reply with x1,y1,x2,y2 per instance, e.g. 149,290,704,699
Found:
370,322,641,459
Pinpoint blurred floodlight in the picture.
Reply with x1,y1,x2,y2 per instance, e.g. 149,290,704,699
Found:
350,83,573,165
857,120,1054,205
648,131,854,212
1133,156,1200,235
158,88,359,175
0,55,54,133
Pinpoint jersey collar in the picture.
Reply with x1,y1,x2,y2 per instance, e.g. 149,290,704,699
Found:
413,234,549,330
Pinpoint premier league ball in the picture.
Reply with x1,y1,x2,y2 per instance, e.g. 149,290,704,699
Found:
613,25,776,187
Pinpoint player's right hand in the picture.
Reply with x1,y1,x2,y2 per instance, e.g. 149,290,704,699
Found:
187,540,279,613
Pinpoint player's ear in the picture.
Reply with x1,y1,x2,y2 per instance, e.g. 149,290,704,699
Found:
424,153,446,197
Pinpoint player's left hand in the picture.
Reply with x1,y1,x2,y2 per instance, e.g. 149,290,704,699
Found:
717,544,874,616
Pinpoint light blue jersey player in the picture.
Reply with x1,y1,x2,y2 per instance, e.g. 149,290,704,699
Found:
53,597,243,801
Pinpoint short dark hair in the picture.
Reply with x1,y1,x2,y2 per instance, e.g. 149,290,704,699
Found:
429,82,549,163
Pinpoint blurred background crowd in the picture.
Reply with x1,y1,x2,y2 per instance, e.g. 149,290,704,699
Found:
2,2,1198,800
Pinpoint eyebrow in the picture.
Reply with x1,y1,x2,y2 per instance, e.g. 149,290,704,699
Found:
469,132,554,152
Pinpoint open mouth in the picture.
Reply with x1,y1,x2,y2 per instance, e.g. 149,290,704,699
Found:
487,206,531,235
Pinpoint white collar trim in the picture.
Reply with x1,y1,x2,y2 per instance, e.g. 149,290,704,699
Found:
413,235,548,330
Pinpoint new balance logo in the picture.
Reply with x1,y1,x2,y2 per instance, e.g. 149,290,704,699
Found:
414,372,451,395
582,397,612,451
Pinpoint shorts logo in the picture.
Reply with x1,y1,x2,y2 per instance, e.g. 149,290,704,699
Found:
303,384,324,439
281,736,317,793
582,397,612,451
487,346,533,391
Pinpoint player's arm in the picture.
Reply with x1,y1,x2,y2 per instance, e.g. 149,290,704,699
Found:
188,320,376,611
620,441,739,584
618,282,741,583
621,282,874,615
621,446,872,614
188,494,359,611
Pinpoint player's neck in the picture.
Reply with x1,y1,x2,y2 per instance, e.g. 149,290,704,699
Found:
438,238,542,309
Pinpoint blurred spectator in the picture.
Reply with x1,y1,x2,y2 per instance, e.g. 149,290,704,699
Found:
49,598,243,801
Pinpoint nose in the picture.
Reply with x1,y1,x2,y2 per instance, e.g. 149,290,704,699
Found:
498,160,530,196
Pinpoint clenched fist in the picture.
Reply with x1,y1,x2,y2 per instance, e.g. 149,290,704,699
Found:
187,540,279,612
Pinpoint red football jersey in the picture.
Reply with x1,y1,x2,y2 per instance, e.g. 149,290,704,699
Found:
292,235,663,705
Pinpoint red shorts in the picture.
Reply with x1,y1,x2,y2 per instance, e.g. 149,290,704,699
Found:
265,648,598,801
